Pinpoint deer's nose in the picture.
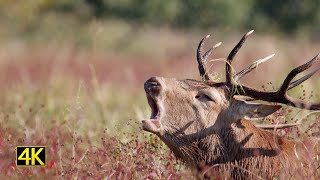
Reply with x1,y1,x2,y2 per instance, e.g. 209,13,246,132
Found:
144,77,161,95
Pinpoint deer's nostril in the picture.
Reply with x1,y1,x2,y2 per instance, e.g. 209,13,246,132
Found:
149,81,160,87
144,77,161,95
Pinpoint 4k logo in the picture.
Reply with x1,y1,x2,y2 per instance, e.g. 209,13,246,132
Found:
16,146,46,166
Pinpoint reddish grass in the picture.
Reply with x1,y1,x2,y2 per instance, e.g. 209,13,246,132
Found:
0,121,193,179
0,42,319,179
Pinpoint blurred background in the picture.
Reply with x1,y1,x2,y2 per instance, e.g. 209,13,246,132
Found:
0,0,320,86
0,1,320,178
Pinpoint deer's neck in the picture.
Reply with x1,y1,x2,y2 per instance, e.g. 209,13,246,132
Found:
164,119,298,168
222,119,295,160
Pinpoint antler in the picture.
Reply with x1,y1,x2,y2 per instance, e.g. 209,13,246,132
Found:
197,35,222,81
235,53,275,82
197,30,320,110
226,30,254,84
223,31,320,110
234,54,320,110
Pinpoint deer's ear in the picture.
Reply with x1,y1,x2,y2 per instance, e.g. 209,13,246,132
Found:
231,99,282,121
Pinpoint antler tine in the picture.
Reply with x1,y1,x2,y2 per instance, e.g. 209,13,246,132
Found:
235,53,275,82
235,52,319,90
288,66,320,90
197,35,221,81
226,30,254,83
197,35,211,81
202,48,213,64
202,42,222,64
278,53,320,96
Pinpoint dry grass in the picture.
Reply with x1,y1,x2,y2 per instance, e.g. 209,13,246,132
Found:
0,26,319,179
0,79,193,179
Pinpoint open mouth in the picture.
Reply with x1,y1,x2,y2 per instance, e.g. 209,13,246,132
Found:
142,93,162,133
142,77,162,133
147,94,160,119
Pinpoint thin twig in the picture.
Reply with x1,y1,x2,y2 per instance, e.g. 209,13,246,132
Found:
58,137,65,178
257,123,300,129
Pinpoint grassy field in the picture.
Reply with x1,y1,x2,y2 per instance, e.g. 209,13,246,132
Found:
0,22,319,179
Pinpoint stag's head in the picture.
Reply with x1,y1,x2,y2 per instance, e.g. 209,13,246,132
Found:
141,31,320,161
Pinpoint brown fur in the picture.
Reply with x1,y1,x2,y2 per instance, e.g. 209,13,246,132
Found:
142,77,319,179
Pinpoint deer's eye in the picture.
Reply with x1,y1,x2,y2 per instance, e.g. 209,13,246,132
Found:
195,93,215,102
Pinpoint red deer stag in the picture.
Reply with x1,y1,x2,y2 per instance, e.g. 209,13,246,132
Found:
142,31,320,179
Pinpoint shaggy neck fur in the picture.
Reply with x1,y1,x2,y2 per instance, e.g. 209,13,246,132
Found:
161,119,299,178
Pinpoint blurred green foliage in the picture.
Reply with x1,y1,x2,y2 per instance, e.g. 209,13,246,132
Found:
0,0,319,35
